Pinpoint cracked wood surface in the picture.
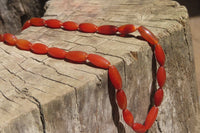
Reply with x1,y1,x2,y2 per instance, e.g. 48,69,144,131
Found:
0,0,199,133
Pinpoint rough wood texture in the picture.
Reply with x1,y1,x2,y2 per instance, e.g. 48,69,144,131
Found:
0,0,46,34
0,0,199,133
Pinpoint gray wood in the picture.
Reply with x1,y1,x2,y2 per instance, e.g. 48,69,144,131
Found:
0,0,199,133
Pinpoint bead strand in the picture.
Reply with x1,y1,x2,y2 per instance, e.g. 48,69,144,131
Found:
1,17,166,133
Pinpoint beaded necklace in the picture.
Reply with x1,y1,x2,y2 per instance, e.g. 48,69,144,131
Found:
0,17,166,133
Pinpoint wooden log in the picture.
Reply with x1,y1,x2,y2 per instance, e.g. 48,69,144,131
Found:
0,0,199,133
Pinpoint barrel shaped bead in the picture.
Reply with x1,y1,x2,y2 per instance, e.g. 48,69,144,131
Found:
138,26,159,45
97,25,118,35
16,39,32,51
45,19,63,28
157,66,166,88
22,20,31,30
48,47,66,59
79,23,98,33
65,51,88,63
116,89,127,110
154,88,164,107
30,17,45,26
132,123,147,133
123,109,134,127
118,24,136,35
0,34,3,42
87,54,111,69
108,65,122,90
62,21,78,31
155,44,165,66
3,33,17,46
144,106,159,129
31,43,48,54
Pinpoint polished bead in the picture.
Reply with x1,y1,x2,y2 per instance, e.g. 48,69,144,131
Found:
154,88,164,107
87,54,111,69
108,65,122,90
138,26,159,45
118,24,136,35
123,109,134,127
65,51,88,63
22,20,31,30
132,123,146,133
0,34,3,42
31,43,48,54
45,19,62,28
157,66,166,88
116,89,127,110
97,25,118,35
3,33,17,46
155,44,165,66
79,23,97,33
62,21,78,31
30,18,45,26
16,39,32,51
144,106,158,129
48,47,66,59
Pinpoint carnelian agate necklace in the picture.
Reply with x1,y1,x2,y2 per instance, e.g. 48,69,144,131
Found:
0,18,166,133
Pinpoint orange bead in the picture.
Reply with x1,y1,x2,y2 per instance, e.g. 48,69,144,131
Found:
65,51,88,63
87,54,111,69
138,26,159,45
48,47,66,59
118,24,136,35
144,106,158,129
154,88,164,107
62,21,78,31
79,23,97,33
0,34,3,42
16,39,32,51
3,33,17,46
123,109,134,127
31,43,48,54
132,123,146,133
157,66,166,88
97,25,118,35
108,65,122,90
45,19,62,28
30,17,45,26
155,44,165,66
22,20,31,30
116,89,127,110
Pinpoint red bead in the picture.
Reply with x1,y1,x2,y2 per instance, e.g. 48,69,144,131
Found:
87,54,111,69
157,66,166,88
62,21,78,31
123,109,134,127
97,25,118,35
132,123,147,133
48,47,66,59
65,51,88,63
116,89,127,110
144,106,158,129
138,26,159,45
16,39,32,51
79,23,97,33
31,43,48,54
0,34,3,42
22,20,31,30
45,19,62,28
154,88,164,107
155,44,165,66
30,17,45,26
3,33,17,46
108,65,122,90
118,24,136,35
